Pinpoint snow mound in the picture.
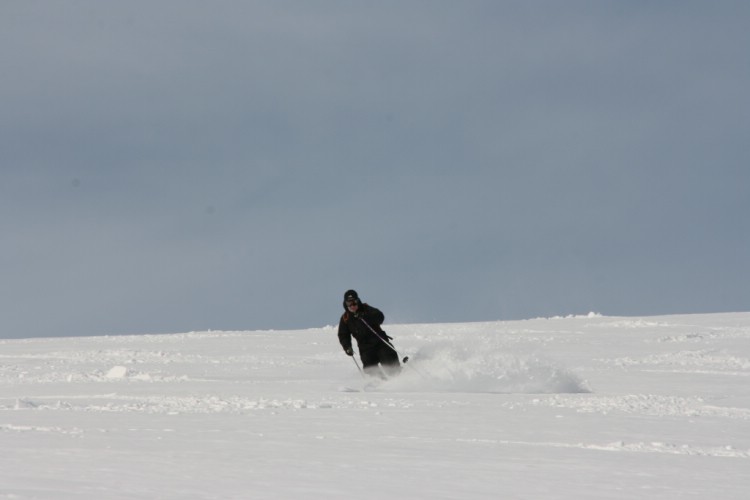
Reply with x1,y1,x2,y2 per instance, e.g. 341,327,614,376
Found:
386,341,590,394
547,312,603,320
106,366,129,379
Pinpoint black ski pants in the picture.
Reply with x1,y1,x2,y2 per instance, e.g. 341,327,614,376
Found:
360,342,401,378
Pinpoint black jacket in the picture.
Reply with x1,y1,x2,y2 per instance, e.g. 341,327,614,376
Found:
338,303,388,352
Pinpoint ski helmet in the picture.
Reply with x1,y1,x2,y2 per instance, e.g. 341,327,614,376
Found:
343,289,360,309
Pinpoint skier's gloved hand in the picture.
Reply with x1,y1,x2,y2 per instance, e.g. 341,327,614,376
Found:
344,347,354,356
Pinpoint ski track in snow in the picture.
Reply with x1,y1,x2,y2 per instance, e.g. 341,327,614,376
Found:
531,394,750,419
451,437,750,459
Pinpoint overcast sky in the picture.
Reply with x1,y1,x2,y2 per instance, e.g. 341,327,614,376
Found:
2,1,749,339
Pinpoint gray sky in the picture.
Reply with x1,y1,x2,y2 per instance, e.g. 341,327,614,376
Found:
2,1,749,338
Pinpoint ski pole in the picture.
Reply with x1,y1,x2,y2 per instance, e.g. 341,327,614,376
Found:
358,317,398,352
351,355,365,378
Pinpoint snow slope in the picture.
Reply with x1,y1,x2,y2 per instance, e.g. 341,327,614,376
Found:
1,313,749,499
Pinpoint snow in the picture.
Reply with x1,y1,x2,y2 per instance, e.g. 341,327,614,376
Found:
1,312,749,499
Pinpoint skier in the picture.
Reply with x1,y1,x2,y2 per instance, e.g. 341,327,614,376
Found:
338,289,401,378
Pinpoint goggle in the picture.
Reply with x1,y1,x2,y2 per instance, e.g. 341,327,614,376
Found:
345,299,358,307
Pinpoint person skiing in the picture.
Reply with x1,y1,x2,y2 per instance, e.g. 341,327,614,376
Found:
338,289,401,378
